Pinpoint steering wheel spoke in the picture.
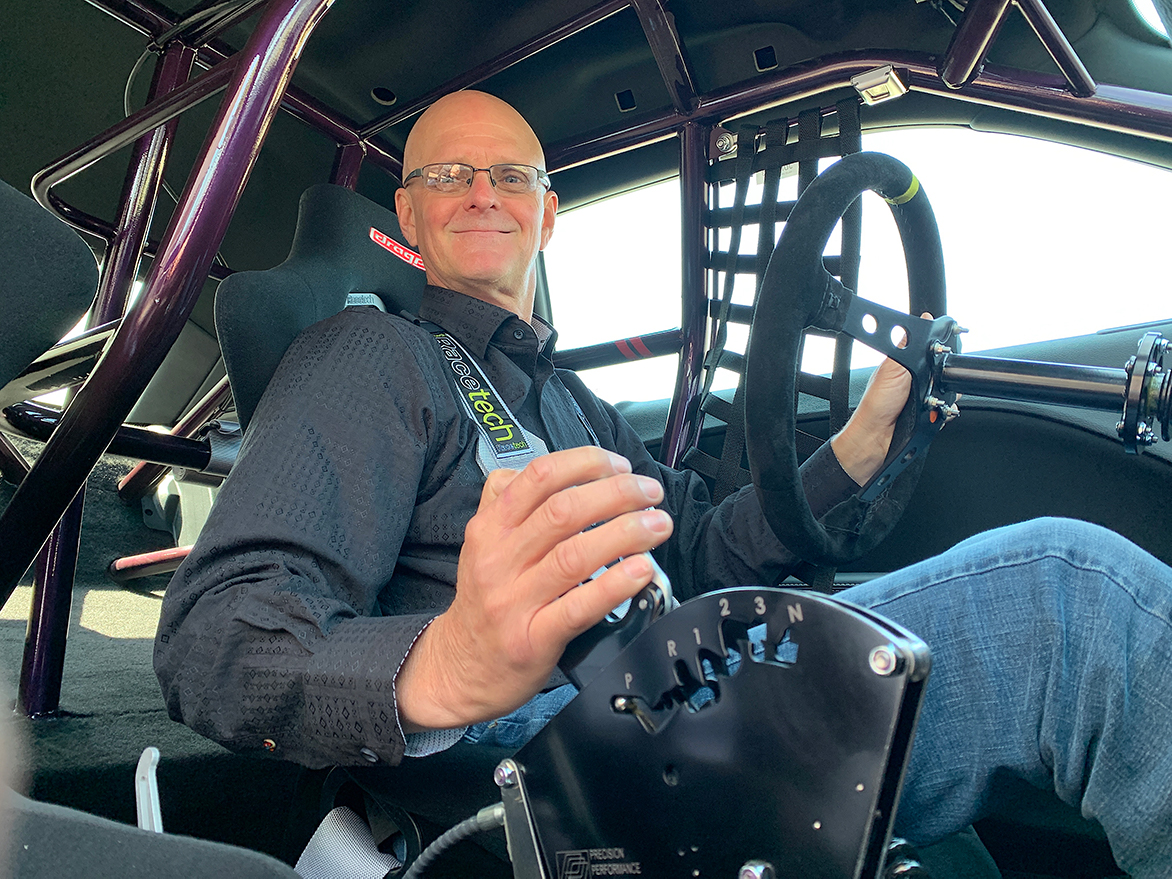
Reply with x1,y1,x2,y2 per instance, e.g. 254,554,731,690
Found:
837,296,956,374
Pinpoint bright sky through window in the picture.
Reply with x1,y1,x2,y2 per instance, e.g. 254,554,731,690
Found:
545,129,1172,404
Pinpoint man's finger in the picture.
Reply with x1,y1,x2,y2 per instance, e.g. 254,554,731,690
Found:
530,549,667,648
490,447,633,528
479,467,521,509
506,471,664,564
526,507,673,606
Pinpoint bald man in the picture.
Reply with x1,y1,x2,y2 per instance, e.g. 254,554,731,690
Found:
157,91,1172,877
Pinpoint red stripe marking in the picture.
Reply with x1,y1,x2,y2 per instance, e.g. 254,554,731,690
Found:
615,339,636,360
631,336,653,358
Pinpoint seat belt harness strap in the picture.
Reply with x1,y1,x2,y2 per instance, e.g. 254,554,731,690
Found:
416,318,549,476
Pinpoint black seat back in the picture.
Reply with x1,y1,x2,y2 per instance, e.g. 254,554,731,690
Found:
7,791,300,878
0,178,98,391
214,183,427,429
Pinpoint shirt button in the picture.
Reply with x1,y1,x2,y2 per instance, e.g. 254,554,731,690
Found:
513,329,525,340
360,748,379,763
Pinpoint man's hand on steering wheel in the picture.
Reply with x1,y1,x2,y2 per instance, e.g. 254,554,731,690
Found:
831,356,913,487
831,313,932,487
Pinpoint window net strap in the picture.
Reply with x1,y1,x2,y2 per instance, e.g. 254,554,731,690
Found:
681,98,863,591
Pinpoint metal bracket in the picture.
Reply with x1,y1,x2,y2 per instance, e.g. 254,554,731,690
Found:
711,125,737,157
135,746,163,833
1119,332,1171,453
495,758,548,879
850,65,909,105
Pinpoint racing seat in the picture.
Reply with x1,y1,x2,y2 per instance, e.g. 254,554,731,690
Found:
138,182,429,586
6,789,299,878
214,182,427,430
0,178,98,397
0,176,99,484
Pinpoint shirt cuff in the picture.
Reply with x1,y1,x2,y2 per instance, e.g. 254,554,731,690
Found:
391,616,470,758
403,725,468,757
800,440,863,519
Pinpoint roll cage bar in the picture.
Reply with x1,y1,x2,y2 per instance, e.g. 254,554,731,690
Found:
3,0,1172,717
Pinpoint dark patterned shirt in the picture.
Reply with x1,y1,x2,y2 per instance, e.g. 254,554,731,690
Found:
155,286,857,768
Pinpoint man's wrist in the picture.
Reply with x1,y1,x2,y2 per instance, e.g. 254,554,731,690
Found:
830,422,891,487
396,613,486,733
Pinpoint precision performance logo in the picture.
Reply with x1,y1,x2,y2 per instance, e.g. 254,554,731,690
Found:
556,848,642,878
432,331,531,458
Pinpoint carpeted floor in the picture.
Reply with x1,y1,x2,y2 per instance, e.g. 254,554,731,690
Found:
0,438,308,862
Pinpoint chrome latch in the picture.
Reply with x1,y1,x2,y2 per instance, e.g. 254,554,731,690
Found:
851,65,909,105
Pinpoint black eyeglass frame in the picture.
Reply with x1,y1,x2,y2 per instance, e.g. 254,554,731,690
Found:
401,162,552,193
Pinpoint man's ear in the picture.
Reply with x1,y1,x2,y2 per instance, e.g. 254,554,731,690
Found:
538,189,557,251
395,188,418,246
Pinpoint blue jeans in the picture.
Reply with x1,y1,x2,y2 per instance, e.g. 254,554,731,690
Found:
847,517,1172,878
463,684,578,749
468,518,1172,877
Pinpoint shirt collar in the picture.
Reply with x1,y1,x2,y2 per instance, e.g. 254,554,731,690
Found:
531,313,556,353
418,285,557,358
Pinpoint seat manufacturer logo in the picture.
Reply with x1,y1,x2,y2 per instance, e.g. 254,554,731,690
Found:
369,227,425,270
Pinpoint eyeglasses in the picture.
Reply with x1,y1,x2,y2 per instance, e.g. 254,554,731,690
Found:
402,163,551,195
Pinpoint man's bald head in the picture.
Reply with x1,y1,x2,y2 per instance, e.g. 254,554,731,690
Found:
402,91,546,181
395,90,557,321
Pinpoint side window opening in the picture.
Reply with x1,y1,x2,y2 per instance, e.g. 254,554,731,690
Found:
545,128,1172,405
860,127,1172,359
544,178,683,405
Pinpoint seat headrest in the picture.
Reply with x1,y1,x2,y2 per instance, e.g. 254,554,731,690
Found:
215,183,427,429
0,178,98,391
282,183,427,310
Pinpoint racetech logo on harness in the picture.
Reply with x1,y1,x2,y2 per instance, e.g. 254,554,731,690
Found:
369,226,425,271
432,331,531,458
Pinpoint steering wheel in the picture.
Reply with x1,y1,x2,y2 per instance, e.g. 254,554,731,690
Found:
745,151,959,568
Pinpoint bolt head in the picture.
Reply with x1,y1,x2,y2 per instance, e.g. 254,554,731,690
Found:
869,644,900,676
715,132,735,153
739,861,775,879
494,763,517,788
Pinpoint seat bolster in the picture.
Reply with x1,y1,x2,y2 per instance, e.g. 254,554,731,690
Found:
7,791,299,878
0,179,98,389
215,265,338,429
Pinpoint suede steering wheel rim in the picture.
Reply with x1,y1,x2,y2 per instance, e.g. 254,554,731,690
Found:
745,152,952,568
